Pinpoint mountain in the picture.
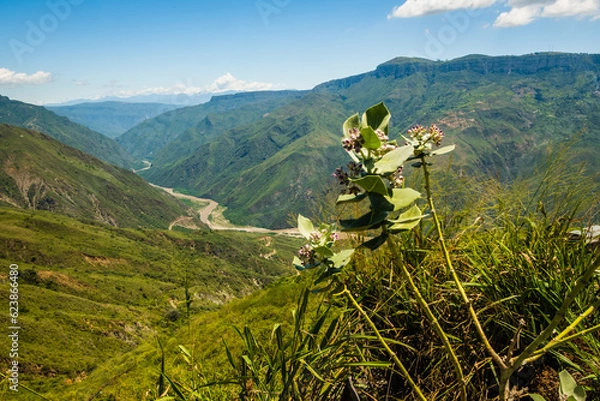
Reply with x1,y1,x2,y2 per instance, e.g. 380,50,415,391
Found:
0,124,187,228
47,101,182,138
0,95,134,168
116,90,308,160
136,53,600,228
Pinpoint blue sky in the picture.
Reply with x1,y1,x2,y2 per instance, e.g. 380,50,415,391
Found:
1,0,599,105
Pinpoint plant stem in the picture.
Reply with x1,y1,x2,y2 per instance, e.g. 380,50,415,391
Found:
341,286,428,401
421,158,506,371
387,236,468,401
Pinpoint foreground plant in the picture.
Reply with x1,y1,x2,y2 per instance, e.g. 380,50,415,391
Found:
292,102,600,400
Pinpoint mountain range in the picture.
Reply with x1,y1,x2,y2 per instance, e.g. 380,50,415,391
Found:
129,52,600,228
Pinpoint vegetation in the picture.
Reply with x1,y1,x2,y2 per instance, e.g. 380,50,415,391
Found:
0,206,299,399
0,95,134,168
48,101,182,139
0,124,188,229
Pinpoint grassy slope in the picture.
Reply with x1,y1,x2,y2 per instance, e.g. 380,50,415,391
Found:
0,95,134,168
0,124,187,229
0,207,300,399
47,101,182,138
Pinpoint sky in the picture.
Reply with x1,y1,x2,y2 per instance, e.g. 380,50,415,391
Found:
0,0,599,105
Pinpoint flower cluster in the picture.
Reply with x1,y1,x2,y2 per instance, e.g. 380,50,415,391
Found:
406,124,445,147
297,244,317,266
342,128,364,152
295,226,339,268
333,162,363,195
390,166,404,188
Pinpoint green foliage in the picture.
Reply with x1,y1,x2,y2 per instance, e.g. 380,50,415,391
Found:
0,95,134,168
280,102,600,400
0,207,298,399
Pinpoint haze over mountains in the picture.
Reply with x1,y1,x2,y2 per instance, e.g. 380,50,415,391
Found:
47,101,182,138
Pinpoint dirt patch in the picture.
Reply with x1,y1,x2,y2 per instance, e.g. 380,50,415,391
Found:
37,270,89,291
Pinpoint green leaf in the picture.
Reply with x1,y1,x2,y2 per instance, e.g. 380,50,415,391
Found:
343,113,360,137
340,210,388,232
360,234,388,251
351,175,388,196
368,192,395,212
336,192,367,205
330,249,354,268
430,144,456,156
559,370,578,395
559,370,586,400
387,188,421,211
313,245,334,259
344,361,393,368
360,127,381,150
362,102,391,135
297,214,315,240
373,145,414,174
293,256,305,270
528,395,547,401
387,205,423,232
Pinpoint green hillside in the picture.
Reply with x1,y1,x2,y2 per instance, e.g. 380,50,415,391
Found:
139,53,600,228
0,207,299,399
47,101,182,138
0,124,187,229
116,90,308,160
0,96,134,168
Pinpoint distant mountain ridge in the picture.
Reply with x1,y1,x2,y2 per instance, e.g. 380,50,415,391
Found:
130,52,599,229
0,124,188,228
47,101,182,138
0,95,134,168
116,90,309,160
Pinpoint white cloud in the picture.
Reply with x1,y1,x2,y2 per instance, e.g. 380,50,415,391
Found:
389,0,600,26
494,0,600,26
541,0,599,18
0,68,52,85
114,73,277,98
206,73,276,93
494,4,542,26
389,0,497,18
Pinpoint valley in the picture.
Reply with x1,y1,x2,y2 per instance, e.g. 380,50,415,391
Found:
155,184,300,235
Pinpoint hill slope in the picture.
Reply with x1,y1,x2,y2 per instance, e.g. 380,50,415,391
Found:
47,101,182,138
0,207,299,398
141,53,600,228
0,95,134,168
0,124,187,228
116,90,308,160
